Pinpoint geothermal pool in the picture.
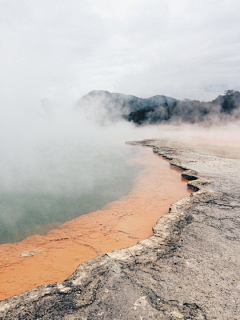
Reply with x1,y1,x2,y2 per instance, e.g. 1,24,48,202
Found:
0,142,142,244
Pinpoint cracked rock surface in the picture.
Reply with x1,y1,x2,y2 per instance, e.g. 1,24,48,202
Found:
0,139,240,320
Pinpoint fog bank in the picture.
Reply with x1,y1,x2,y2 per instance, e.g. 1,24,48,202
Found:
0,102,175,244
1,96,239,244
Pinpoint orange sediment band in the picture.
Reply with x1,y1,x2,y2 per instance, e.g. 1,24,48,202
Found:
0,147,191,301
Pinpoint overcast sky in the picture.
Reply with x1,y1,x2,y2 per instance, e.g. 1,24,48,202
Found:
1,0,240,110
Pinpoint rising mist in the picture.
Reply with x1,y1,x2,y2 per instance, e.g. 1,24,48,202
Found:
1,88,240,244
0,101,173,244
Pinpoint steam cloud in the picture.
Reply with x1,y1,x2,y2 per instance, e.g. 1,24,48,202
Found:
0,101,168,244
1,88,240,244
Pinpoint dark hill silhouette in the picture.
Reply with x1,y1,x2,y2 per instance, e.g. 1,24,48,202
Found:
77,90,240,125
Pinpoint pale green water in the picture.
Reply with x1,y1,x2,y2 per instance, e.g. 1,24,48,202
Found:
0,143,142,244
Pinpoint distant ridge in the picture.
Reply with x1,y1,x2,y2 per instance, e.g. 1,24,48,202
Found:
77,90,240,125
79,90,177,110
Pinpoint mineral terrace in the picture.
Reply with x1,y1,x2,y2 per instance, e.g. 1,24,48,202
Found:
0,139,240,320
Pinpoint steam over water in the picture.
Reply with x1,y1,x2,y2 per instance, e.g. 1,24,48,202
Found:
0,143,142,244
0,108,149,245
1,102,239,245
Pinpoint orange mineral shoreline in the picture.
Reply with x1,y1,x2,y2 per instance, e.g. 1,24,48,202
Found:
0,147,191,301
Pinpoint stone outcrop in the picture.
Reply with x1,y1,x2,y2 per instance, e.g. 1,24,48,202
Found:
1,139,240,319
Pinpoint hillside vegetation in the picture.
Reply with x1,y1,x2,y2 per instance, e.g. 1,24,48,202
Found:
77,90,240,125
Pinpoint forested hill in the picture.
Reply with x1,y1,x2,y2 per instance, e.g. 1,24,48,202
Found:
77,90,240,125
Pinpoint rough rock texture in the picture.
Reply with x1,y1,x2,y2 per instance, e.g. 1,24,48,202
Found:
1,139,240,320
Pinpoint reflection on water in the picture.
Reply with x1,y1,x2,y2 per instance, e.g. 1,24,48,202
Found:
0,144,142,244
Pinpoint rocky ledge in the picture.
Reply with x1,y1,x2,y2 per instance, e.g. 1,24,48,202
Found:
0,140,240,320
